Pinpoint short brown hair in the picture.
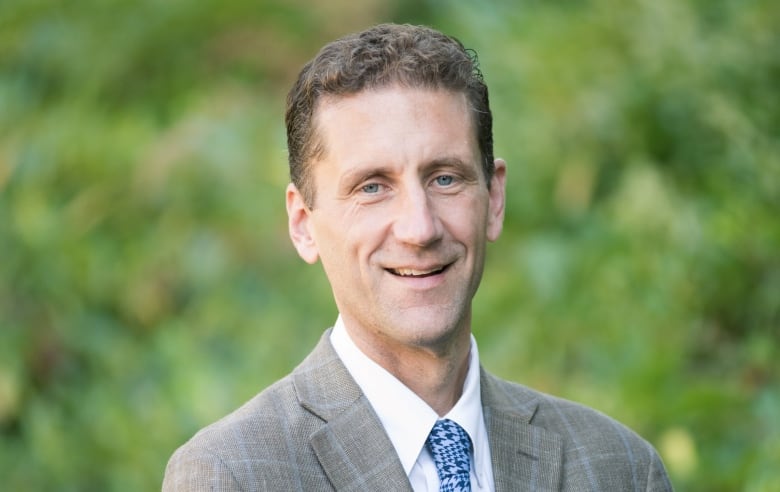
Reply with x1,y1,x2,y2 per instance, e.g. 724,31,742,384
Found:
285,23,494,207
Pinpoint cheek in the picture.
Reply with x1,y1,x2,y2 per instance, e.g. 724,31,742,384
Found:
344,207,393,243
439,197,489,238
319,217,385,273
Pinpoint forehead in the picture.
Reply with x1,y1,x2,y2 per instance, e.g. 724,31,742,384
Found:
311,86,477,166
315,85,472,123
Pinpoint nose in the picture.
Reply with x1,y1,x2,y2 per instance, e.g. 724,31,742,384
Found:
391,185,443,247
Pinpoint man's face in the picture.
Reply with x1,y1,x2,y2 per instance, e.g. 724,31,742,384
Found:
287,86,506,356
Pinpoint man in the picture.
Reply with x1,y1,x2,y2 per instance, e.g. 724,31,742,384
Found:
163,23,673,491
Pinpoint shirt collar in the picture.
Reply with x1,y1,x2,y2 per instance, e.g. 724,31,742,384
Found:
330,315,486,477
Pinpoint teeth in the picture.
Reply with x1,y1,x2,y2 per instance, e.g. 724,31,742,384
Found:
393,267,441,277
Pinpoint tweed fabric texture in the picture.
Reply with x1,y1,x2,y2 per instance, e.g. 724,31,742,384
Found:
427,419,472,491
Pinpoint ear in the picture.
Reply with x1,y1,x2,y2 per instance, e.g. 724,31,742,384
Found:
487,158,507,242
286,183,319,264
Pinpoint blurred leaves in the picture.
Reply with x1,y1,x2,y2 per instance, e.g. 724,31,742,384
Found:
1,0,778,490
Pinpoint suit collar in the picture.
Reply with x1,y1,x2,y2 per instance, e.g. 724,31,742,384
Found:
292,329,413,491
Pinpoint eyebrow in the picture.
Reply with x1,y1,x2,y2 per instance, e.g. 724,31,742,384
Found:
337,165,395,193
426,156,475,171
425,156,481,181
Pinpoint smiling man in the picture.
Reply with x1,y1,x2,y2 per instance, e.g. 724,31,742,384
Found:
163,24,673,491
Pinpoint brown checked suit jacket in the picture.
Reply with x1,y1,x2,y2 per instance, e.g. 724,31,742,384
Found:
163,330,673,491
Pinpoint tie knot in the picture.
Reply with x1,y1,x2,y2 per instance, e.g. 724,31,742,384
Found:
426,419,472,491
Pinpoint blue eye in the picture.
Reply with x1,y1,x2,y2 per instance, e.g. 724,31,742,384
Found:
435,175,454,186
362,183,381,194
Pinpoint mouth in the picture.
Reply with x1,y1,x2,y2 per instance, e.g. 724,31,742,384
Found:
386,264,450,278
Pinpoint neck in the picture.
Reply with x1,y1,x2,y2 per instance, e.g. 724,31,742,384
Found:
347,325,473,416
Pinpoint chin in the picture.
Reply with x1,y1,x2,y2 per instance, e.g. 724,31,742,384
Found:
393,308,468,347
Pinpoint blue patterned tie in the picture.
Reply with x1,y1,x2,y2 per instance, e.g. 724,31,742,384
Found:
426,419,472,492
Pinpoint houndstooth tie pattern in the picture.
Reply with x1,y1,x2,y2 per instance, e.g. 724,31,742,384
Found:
426,419,472,492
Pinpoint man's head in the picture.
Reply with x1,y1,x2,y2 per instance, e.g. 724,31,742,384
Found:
285,23,494,208
284,24,506,359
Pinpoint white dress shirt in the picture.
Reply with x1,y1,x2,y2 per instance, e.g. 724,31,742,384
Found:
330,316,495,491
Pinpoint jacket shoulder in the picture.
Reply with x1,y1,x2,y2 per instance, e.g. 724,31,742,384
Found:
162,374,325,491
482,371,673,491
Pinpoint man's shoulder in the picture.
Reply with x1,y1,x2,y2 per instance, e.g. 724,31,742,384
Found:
482,370,673,491
172,329,343,451
483,370,651,446
162,373,324,491
162,330,358,490
185,373,302,448
166,374,295,457
532,382,641,439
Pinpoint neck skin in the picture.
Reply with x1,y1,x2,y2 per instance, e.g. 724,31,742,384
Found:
342,317,472,417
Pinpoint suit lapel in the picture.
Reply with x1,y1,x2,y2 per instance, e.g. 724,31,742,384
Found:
309,399,413,491
291,331,563,491
292,330,413,492
482,370,563,492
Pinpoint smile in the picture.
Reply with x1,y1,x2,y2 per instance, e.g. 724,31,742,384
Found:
387,264,450,278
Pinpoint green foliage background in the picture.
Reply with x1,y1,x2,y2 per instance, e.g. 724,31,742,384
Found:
1,0,778,490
